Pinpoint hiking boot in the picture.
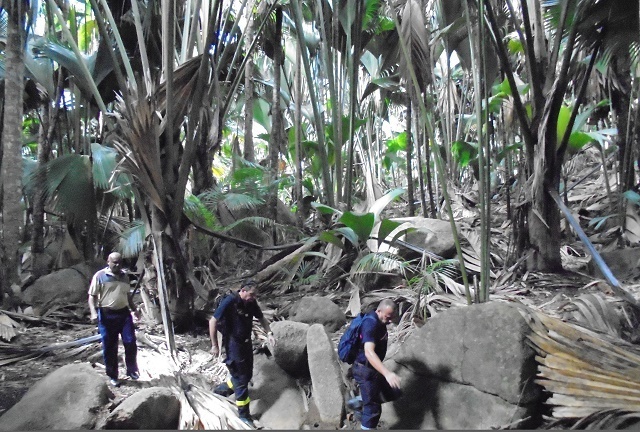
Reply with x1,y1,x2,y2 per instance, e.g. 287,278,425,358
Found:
109,378,120,387
347,395,363,411
214,382,233,397
127,371,140,380
239,415,256,428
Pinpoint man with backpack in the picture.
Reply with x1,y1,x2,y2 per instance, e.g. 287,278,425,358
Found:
208,279,275,427
345,299,402,430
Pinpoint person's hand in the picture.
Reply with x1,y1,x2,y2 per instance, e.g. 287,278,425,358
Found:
90,314,98,324
267,332,276,347
384,371,401,389
210,345,220,357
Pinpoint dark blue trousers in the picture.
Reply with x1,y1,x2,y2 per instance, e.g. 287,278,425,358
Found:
98,307,138,380
224,338,254,415
352,362,402,429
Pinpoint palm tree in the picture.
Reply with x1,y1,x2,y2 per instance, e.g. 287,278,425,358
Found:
0,0,29,302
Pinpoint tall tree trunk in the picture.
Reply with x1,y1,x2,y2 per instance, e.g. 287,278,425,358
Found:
243,4,255,163
1,1,25,302
30,104,52,276
294,43,304,227
268,6,283,241
405,98,415,216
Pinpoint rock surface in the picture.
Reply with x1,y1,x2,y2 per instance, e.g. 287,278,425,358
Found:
0,363,111,430
271,320,310,376
380,302,542,429
290,296,346,332
251,354,307,429
22,264,96,310
103,387,180,429
392,217,459,259
307,324,345,428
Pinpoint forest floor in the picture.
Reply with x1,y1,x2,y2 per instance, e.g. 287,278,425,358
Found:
3,148,640,428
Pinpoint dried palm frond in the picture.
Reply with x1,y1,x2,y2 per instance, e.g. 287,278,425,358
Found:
518,306,640,419
0,313,21,342
179,380,253,430
111,86,166,213
558,293,623,338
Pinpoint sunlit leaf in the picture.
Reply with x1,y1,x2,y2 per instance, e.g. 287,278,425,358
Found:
339,212,375,243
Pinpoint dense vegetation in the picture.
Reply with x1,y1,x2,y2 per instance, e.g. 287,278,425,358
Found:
1,0,639,331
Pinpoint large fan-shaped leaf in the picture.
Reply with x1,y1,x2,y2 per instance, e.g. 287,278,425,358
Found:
91,143,133,199
29,154,97,229
118,220,146,258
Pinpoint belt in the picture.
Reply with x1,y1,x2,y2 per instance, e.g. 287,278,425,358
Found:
99,307,130,313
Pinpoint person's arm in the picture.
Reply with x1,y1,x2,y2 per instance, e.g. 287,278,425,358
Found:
88,274,99,323
88,294,98,323
209,316,220,356
364,342,401,389
259,316,276,346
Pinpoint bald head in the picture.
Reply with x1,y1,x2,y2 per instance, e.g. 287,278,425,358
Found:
376,299,397,324
107,252,123,273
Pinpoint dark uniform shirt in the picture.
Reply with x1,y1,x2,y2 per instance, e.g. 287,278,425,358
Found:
213,291,263,343
355,310,388,365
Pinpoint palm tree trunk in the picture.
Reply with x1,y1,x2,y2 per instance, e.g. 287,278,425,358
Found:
294,43,304,228
269,6,283,241
405,98,415,216
1,0,26,301
243,4,255,163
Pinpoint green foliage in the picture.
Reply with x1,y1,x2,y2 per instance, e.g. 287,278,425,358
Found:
184,194,219,229
118,220,146,258
90,143,133,199
339,212,375,243
450,140,478,168
27,154,97,229
351,252,409,276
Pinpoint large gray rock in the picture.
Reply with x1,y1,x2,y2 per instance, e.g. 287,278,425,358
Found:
22,263,95,310
392,217,459,259
251,354,307,429
307,324,344,428
380,366,531,429
271,320,310,376
290,296,346,333
379,302,541,430
0,363,111,430
392,301,540,404
103,387,180,429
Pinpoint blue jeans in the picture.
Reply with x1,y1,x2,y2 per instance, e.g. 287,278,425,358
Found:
352,362,402,429
98,307,138,380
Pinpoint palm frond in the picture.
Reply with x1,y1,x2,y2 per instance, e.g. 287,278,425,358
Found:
221,216,277,232
118,220,146,259
563,293,623,338
398,0,431,93
90,142,133,199
184,194,220,230
28,154,97,229
111,87,166,213
519,307,640,420
221,193,265,211
351,252,409,276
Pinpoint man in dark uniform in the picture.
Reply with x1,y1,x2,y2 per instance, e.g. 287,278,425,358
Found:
88,252,141,386
351,299,402,430
209,280,275,427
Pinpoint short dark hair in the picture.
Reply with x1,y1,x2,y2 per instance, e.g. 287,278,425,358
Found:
241,279,258,289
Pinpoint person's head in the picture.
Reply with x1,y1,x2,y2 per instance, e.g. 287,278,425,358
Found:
375,299,397,325
107,252,123,274
238,279,258,303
